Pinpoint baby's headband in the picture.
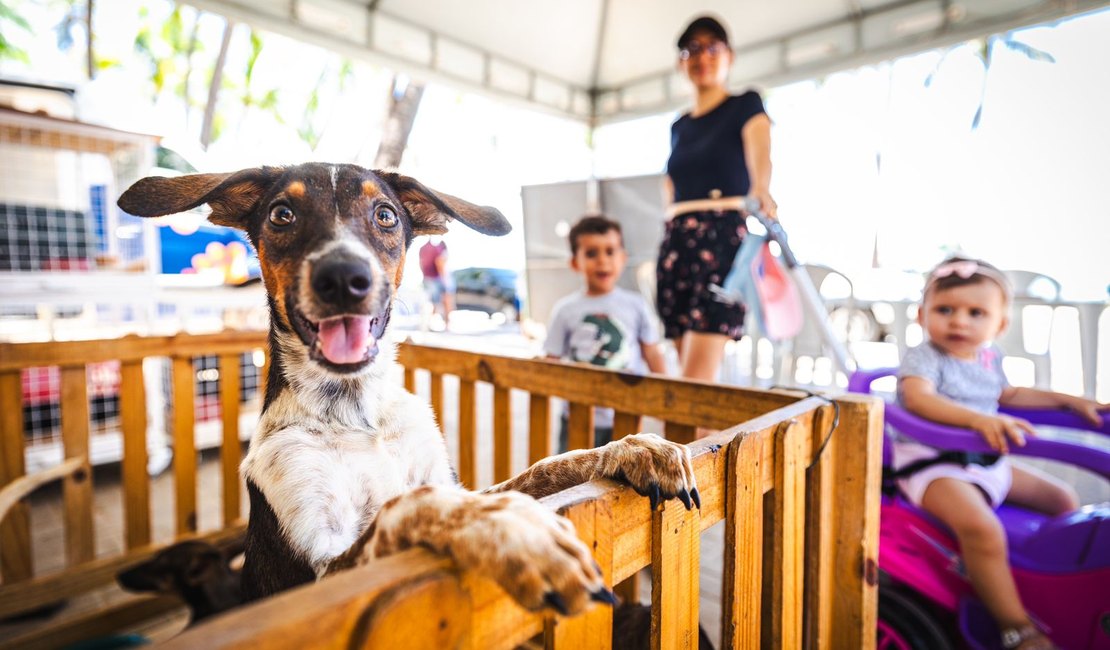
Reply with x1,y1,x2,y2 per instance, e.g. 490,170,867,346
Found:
926,260,1012,299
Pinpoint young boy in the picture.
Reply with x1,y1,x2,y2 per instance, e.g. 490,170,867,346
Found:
543,215,667,452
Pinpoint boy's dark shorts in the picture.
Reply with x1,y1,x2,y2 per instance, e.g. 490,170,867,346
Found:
656,210,747,341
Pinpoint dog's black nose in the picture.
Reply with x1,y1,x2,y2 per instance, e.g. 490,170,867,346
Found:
311,260,372,306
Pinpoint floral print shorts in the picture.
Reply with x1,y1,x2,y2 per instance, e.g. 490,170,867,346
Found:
656,210,746,340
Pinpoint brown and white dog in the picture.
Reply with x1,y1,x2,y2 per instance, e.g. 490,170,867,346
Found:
117,164,698,617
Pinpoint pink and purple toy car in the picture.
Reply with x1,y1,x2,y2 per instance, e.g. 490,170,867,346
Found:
850,368,1110,650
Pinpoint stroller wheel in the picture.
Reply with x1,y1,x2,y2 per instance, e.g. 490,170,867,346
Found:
878,585,952,650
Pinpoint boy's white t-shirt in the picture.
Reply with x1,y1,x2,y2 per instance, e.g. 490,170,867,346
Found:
543,288,660,427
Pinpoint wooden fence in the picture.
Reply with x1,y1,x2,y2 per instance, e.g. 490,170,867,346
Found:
0,333,882,649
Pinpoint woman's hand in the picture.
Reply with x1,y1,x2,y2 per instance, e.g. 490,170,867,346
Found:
747,189,777,220
969,413,1035,454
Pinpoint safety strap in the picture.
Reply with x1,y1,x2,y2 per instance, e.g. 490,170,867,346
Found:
881,450,1001,496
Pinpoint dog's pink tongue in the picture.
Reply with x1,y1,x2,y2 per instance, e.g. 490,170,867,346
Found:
317,316,373,364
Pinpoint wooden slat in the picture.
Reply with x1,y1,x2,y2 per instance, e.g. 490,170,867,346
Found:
0,524,245,619
219,354,242,526
60,365,94,566
349,576,470,649
545,497,613,649
804,404,836,649
767,420,805,648
612,411,640,441
566,402,593,450
404,366,416,394
721,432,765,649
120,360,150,549
0,369,31,582
395,345,796,430
665,420,697,445
493,385,512,483
173,356,197,534
528,393,551,465
0,330,268,370
651,500,700,650
430,372,445,434
0,595,182,650
829,399,884,649
457,379,477,489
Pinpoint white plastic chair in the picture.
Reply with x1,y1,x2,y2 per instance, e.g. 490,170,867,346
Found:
1000,270,1061,389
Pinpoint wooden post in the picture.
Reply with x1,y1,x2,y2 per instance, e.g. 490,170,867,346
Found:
612,411,640,441
829,399,883,649
120,360,150,549
651,501,701,650
545,498,613,649
767,420,805,647
404,366,416,394
804,405,836,649
493,385,512,484
567,402,593,451
528,393,550,465
457,379,477,489
721,431,764,649
0,369,31,582
60,365,94,566
665,421,697,445
172,356,198,534
219,354,241,526
430,372,444,434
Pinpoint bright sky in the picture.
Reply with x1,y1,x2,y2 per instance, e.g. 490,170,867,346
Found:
4,1,1108,302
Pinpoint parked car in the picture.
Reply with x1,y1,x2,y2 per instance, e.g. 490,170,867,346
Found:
451,267,521,320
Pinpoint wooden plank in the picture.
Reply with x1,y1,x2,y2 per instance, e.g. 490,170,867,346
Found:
349,576,470,649
528,393,551,465
721,432,764,650
614,572,640,607
767,420,805,648
173,356,198,535
650,500,700,650
430,372,445,434
0,595,182,650
829,398,884,650
219,354,242,527
0,523,246,619
493,385,512,483
0,330,268,370
457,379,477,489
545,497,613,650
0,369,31,582
612,411,640,441
60,365,94,566
804,404,837,650
665,420,697,445
395,345,797,430
404,366,416,394
566,402,593,450
120,360,151,549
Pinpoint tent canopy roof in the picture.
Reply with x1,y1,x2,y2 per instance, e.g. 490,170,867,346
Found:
187,0,1106,124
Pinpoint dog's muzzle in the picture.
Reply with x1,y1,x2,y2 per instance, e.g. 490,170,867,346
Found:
291,256,390,370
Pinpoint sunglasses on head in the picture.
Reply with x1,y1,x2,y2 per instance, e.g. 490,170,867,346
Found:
680,40,729,60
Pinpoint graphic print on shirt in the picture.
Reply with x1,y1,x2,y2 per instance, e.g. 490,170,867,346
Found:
567,314,631,370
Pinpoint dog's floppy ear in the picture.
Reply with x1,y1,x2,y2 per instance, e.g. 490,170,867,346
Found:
118,167,282,230
382,172,511,237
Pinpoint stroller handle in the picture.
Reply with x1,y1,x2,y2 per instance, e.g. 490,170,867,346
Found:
742,198,799,269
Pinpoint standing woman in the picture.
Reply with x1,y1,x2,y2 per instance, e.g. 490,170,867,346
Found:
657,15,777,387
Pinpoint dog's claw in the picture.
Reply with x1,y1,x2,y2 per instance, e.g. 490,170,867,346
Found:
544,591,570,616
691,487,701,510
648,483,661,510
590,587,619,606
677,488,693,510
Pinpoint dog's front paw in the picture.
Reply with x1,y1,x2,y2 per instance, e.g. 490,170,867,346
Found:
598,433,699,510
442,491,615,616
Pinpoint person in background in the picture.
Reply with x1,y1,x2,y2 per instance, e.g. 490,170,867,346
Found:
657,14,776,400
544,215,667,452
419,236,452,330
894,256,1107,650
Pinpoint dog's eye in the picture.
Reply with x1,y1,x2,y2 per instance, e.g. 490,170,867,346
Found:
269,205,295,228
375,206,398,229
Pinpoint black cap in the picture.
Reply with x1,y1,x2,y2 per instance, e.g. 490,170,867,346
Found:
677,15,730,50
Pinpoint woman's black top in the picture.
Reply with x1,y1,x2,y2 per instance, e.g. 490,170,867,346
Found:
666,91,766,202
